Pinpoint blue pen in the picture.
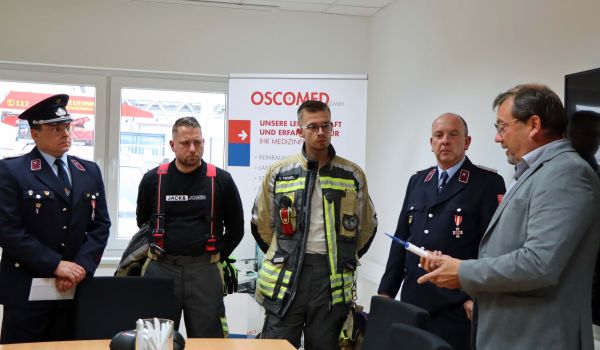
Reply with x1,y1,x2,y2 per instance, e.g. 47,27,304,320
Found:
384,233,430,258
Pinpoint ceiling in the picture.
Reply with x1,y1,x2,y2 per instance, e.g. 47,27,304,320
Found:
134,0,398,17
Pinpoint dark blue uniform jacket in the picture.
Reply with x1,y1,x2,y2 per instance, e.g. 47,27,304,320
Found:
379,157,505,313
0,147,110,306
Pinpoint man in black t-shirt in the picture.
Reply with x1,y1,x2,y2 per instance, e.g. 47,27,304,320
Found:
136,116,244,338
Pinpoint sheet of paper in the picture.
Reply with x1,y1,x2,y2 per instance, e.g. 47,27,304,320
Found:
28,278,76,301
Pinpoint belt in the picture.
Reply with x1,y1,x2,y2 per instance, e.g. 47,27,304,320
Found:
303,253,328,266
147,252,219,265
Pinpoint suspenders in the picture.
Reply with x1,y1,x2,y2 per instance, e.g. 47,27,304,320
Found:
150,162,217,257
205,164,218,253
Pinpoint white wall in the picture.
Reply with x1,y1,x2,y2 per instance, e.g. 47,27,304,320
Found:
359,0,600,306
0,0,369,74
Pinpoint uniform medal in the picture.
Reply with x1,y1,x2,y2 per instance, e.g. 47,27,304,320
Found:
453,214,463,238
91,194,96,220
35,194,42,214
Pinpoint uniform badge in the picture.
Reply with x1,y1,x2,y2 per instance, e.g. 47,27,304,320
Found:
342,214,359,230
453,214,463,238
31,159,41,171
55,107,67,116
497,194,504,204
458,169,470,183
71,159,86,171
424,169,436,182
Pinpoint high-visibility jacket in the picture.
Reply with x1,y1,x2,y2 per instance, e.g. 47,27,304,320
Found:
251,145,377,317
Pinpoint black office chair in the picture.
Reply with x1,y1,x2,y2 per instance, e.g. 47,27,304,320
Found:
389,323,453,350
361,295,430,350
73,276,175,340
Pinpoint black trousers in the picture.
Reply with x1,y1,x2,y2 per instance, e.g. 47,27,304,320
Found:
142,254,227,338
261,254,349,350
0,301,74,344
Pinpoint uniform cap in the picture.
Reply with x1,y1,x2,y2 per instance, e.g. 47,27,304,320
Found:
18,94,72,125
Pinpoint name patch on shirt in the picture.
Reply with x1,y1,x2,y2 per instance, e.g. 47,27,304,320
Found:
165,194,207,202
277,175,299,181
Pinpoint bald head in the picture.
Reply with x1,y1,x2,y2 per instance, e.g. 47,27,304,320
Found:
432,113,469,137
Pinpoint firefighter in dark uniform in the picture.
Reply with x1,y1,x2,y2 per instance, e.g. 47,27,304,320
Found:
0,94,111,344
378,113,505,350
136,116,244,338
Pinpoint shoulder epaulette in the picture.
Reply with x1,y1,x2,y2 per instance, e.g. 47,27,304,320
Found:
416,166,436,175
475,164,499,173
1,154,21,160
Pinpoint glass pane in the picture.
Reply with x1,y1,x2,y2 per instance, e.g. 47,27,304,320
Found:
0,81,96,160
117,88,226,239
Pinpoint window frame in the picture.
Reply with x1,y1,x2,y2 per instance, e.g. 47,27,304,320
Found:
106,76,228,254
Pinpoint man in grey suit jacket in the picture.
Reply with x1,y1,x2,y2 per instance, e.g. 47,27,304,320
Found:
418,84,600,350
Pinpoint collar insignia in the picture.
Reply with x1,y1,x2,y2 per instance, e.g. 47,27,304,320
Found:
71,158,85,171
459,169,470,183
31,159,41,171
424,169,436,182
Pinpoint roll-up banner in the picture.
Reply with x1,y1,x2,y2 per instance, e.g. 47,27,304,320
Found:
227,74,368,259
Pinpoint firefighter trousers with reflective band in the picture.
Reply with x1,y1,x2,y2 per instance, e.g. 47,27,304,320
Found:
142,254,228,338
261,254,349,349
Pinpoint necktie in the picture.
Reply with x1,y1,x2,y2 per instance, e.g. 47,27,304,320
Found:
438,171,448,194
55,158,71,195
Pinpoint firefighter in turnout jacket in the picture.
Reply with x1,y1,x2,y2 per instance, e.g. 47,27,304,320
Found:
251,100,377,350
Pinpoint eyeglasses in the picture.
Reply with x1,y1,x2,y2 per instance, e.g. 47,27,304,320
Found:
494,119,518,135
300,122,333,133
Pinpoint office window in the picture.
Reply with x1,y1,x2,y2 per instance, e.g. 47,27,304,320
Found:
0,64,227,254
0,81,96,160
116,88,227,239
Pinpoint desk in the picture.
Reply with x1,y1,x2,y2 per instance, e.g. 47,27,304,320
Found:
0,338,295,350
